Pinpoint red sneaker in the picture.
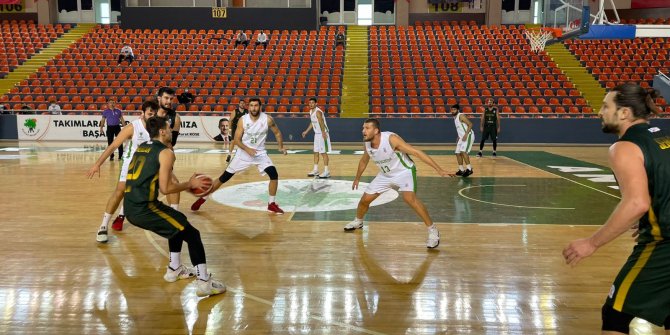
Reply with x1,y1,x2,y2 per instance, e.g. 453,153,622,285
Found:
111,215,125,231
191,197,206,211
267,202,284,214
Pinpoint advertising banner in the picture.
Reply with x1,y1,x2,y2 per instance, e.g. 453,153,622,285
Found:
17,115,225,142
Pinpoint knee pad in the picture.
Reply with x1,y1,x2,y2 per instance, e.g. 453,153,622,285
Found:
265,166,278,180
218,171,234,184
602,304,634,333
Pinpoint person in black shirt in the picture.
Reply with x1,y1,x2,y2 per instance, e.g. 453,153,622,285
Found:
563,83,670,333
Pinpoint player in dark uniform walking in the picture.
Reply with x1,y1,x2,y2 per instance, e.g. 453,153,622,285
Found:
477,98,500,157
124,116,225,297
227,100,248,162
563,83,670,333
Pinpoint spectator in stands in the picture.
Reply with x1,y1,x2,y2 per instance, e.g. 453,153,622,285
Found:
177,89,195,110
255,31,269,50
0,104,8,114
100,99,125,161
20,104,33,115
213,118,232,143
234,31,249,48
48,100,62,115
117,45,135,65
335,31,345,47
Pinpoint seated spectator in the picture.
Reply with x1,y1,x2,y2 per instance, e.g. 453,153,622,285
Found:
20,104,33,115
117,45,135,65
48,100,62,115
0,104,7,114
234,31,249,48
177,89,195,109
213,118,232,143
335,32,345,47
255,31,269,49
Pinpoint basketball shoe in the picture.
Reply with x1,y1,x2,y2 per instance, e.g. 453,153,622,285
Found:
164,264,197,282
191,198,207,211
96,226,108,243
196,275,227,297
344,219,363,231
111,215,124,231
267,202,284,214
427,228,440,249
307,169,319,177
462,169,474,177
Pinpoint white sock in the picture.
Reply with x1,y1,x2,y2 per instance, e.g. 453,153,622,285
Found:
196,264,208,281
169,252,181,270
118,205,124,216
170,203,179,210
428,224,437,231
467,164,472,170
313,164,318,171
324,166,329,173
101,212,112,229
458,165,464,171
269,196,276,203
355,217,363,223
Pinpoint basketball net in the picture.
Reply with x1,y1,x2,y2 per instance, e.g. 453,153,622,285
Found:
524,28,554,53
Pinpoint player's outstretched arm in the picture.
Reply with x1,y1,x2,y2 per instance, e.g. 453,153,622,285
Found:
390,135,449,177
86,124,134,178
268,115,287,155
563,141,650,266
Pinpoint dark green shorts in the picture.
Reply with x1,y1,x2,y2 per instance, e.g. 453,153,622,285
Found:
482,126,497,141
605,241,670,326
124,201,188,239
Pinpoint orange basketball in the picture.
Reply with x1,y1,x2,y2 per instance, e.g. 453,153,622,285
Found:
189,174,213,197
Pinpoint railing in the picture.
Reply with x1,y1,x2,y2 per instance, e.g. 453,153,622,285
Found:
125,0,311,8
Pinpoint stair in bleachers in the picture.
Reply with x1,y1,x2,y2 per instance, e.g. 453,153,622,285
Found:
340,26,369,118
0,23,96,95
544,43,606,113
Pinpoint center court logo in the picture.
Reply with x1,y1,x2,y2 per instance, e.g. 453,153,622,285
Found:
210,179,399,212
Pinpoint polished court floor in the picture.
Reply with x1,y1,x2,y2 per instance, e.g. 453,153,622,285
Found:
0,141,664,334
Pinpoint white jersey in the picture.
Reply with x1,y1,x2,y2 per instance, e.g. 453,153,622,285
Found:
123,118,150,161
309,107,328,135
241,112,268,153
454,112,472,138
365,132,414,177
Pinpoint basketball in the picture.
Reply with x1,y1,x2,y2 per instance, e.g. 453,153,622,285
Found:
189,174,213,196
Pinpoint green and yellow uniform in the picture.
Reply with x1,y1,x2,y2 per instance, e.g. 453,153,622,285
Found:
605,123,670,326
123,140,189,239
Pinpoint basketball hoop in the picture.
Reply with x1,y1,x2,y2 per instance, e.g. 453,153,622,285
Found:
525,28,554,53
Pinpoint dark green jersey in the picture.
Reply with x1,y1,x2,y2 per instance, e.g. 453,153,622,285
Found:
483,107,498,127
619,123,670,244
124,140,168,207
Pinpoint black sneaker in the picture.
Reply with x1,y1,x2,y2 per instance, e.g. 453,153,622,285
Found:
462,169,473,177
492,152,497,157
476,152,482,157
455,170,464,176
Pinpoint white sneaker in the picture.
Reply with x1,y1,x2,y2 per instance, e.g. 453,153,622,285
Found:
318,171,331,178
307,169,319,177
196,275,226,297
343,219,363,231
163,264,196,282
96,227,108,243
427,228,440,249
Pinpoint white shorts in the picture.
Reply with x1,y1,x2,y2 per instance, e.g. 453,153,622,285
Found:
118,157,132,182
313,133,332,154
455,132,474,154
365,167,416,194
226,150,274,175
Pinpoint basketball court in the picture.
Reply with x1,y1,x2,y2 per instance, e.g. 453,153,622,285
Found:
0,141,663,334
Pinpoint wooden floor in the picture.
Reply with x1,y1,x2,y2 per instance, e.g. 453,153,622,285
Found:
0,141,664,334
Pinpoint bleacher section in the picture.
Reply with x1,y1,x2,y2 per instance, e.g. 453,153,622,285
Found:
565,37,670,113
0,20,71,79
368,24,592,117
1,25,344,115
